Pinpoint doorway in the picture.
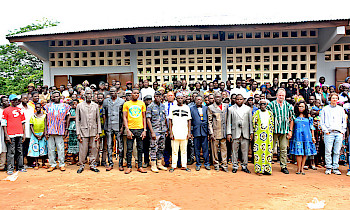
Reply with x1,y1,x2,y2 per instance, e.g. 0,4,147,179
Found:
71,74,107,87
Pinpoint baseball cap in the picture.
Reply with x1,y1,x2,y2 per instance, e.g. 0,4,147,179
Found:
126,81,132,84
9,94,20,101
125,90,132,95
143,95,152,101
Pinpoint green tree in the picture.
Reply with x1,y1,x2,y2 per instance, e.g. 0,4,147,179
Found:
0,18,59,95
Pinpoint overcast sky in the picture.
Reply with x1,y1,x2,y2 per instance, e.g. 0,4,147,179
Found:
1,0,350,45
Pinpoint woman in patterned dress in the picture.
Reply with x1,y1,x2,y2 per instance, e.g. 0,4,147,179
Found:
252,99,274,176
289,100,317,175
66,99,79,164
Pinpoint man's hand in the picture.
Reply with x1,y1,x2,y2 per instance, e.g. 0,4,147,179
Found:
120,127,124,134
64,130,68,138
141,131,147,140
287,131,293,139
151,132,156,140
22,135,26,143
126,129,133,139
250,134,253,141
209,134,215,141
78,134,82,143
227,134,232,142
186,133,191,140
170,132,174,140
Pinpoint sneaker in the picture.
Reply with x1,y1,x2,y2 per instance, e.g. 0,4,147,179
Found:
347,171,350,176
7,171,14,175
325,168,332,175
332,169,341,175
19,169,27,172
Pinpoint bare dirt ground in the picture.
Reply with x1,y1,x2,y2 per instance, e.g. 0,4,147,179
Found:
1,162,349,209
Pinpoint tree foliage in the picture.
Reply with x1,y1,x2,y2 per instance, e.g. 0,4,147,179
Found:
0,18,59,95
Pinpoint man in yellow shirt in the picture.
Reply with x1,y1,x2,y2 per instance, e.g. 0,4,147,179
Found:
123,88,147,174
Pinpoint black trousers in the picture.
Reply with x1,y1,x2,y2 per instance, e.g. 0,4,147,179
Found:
126,129,143,169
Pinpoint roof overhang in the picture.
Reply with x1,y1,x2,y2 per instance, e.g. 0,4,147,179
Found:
7,19,350,43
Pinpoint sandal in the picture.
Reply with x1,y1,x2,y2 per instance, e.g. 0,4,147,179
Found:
311,165,317,170
34,166,39,170
296,171,301,174
169,168,175,173
42,165,48,169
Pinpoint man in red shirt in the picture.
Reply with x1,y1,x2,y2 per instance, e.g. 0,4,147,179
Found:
2,94,26,175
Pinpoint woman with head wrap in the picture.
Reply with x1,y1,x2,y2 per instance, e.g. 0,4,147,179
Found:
252,99,274,175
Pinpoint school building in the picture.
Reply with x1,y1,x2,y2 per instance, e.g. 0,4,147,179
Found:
6,18,350,88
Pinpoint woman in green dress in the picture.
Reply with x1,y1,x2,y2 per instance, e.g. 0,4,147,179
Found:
252,99,274,175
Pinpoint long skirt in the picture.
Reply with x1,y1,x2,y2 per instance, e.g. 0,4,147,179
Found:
28,132,47,157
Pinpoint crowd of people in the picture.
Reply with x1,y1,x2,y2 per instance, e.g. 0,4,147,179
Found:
1,76,350,176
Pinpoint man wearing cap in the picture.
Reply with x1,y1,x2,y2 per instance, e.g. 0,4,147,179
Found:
146,91,167,172
103,86,125,171
2,94,26,174
76,89,101,173
44,91,70,172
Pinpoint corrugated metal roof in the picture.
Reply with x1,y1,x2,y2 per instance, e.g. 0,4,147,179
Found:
7,15,350,38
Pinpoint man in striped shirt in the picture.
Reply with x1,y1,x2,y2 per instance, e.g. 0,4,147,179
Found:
267,88,294,174
44,91,70,172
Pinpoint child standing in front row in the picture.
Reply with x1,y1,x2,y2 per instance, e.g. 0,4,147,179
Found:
28,103,48,169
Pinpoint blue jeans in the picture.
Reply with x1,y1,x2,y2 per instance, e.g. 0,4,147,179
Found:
193,136,209,167
324,132,343,169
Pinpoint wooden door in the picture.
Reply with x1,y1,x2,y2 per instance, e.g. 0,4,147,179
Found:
107,72,133,90
54,75,68,88
335,67,350,91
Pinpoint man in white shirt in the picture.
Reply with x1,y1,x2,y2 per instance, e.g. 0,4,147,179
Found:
18,93,35,168
140,80,155,100
0,96,9,171
320,93,347,175
168,93,191,172
231,79,247,98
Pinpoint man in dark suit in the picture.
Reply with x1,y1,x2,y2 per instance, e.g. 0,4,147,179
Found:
190,95,211,171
